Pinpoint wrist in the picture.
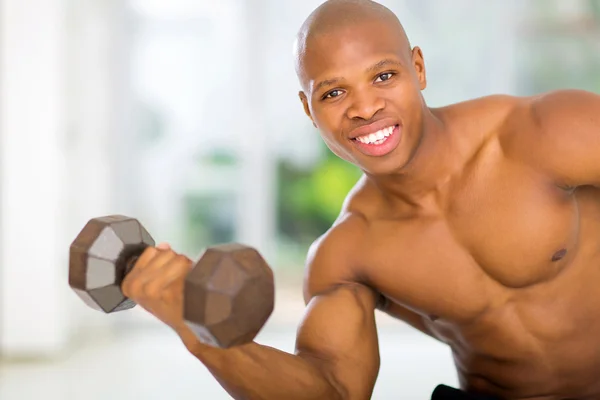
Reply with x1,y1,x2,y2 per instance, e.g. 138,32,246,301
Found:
176,325,212,356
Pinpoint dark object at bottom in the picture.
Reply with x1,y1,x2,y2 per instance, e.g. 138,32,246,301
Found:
431,384,502,400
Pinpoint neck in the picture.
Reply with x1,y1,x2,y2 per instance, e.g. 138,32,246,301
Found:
365,107,462,211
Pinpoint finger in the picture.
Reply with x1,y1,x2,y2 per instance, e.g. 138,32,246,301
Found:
130,249,179,283
133,243,173,270
132,246,161,271
123,249,176,297
143,254,193,298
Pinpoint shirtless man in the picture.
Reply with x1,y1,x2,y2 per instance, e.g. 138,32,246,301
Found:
120,1,600,399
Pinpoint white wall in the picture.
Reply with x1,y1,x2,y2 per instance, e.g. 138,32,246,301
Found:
64,0,133,340
125,0,279,261
0,0,70,357
0,0,127,358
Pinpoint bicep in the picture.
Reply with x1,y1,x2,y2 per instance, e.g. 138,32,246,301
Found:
295,284,380,400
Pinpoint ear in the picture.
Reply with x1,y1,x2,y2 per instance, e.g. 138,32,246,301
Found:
299,91,317,128
411,46,427,90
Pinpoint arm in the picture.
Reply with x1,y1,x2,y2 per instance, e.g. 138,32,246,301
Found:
509,89,600,187
181,228,380,400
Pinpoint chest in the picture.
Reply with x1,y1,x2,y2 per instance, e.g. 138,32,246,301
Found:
447,156,580,288
365,160,583,324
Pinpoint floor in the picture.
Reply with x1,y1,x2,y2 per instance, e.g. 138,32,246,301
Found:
0,290,459,400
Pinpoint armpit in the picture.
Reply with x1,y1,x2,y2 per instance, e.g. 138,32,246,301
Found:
378,297,437,338
376,293,389,311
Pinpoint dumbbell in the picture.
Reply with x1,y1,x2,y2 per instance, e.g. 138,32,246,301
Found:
68,215,275,348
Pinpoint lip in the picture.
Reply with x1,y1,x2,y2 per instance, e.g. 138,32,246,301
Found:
348,117,400,140
351,124,402,157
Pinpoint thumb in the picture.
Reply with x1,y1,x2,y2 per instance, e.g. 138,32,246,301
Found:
156,242,171,250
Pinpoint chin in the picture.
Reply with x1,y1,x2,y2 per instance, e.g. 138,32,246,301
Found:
356,144,413,175
358,157,409,177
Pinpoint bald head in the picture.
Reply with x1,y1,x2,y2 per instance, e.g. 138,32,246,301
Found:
294,0,411,84
292,0,428,174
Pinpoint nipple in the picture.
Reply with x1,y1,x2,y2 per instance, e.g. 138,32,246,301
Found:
551,249,567,262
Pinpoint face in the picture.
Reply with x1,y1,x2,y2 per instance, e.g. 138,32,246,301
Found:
298,20,427,175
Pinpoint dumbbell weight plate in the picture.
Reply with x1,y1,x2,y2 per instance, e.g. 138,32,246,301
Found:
184,243,275,348
69,215,155,313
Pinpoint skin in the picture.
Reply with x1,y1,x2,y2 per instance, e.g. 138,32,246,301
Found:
121,1,600,399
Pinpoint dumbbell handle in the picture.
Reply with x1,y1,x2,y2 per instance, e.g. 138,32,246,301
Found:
125,255,141,275
119,243,152,282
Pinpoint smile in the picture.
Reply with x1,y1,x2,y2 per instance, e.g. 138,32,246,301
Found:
350,124,402,157
353,125,395,145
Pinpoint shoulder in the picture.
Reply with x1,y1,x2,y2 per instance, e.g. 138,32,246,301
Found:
438,94,522,148
529,89,600,122
441,94,521,125
498,89,600,139
302,178,378,305
499,89,600,184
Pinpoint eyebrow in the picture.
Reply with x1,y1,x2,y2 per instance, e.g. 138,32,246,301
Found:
312,58,403,93
313,77,343,93
366,58,403,73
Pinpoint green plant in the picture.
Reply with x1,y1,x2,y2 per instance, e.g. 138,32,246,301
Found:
277,143,362,245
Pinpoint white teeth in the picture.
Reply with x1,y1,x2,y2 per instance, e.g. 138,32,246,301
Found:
356,125,395,145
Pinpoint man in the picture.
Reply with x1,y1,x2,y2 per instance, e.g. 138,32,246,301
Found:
121,0,600,399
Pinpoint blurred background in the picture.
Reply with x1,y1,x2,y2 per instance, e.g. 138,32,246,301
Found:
1,0,599,398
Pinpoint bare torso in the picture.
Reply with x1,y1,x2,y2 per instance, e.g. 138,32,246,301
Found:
341,96,600,399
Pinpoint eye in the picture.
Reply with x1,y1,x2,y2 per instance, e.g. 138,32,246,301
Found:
374,72,395,83
323,89,344,100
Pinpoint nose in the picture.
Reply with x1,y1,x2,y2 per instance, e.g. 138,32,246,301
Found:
346,89,385,120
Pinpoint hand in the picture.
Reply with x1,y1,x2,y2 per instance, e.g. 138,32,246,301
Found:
122,243,194,336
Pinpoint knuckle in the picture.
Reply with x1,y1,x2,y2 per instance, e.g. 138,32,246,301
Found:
175,253,188,263
121,272,146,299
122,277,141,299
175,254,192,267
141,246,158,259
160,247,175,255
157,250,176,264
143,279,163,297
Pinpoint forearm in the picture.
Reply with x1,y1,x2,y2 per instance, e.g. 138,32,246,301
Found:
181,332,344,400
